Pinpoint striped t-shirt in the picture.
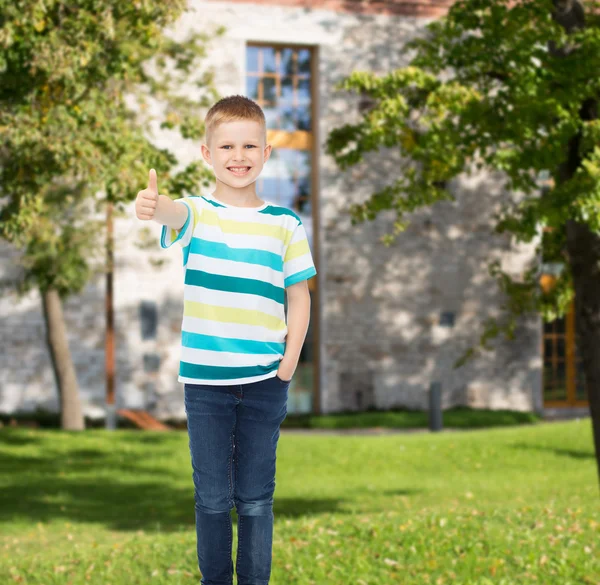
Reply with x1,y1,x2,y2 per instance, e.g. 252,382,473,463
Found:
160,192,317,385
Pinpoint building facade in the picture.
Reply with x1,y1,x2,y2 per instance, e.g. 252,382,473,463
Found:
0,0,589,420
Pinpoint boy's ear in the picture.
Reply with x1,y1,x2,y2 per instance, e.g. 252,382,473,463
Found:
201,144,212,165
264,144,272,163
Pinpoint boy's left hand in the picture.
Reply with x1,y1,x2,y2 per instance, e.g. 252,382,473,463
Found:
277,357,297,382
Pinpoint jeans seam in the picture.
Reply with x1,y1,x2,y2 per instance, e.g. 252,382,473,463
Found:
229,422,236,584
236,512,243,578
234,411,241,579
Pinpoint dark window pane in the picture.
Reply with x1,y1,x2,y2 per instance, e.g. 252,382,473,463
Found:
139,301,157,340
556,361,566,383
279,177,296,208
298,78,311,101
280,48,294,76
298,175,310,197
143,353,161,373
281,76,294,101
264,105,278,129
246,76,259,100
544,338,553,358
263,77,276,103
297,104,311,131
247,47,259,72
555,317,565,333
298,49,311,75
556,338,565,359
298,150,311,177
280,104,295,131
262,47,276,73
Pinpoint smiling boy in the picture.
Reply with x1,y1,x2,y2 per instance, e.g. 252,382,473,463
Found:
135,95,316,585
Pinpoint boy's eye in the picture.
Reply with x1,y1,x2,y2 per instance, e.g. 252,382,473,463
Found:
221,145,256,149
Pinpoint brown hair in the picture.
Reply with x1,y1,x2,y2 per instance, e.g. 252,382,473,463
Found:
204,95,266,146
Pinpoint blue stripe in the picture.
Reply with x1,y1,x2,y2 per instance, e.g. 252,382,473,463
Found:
182,331,285,354
260,206,302,222
189,238,283,271
201,195,227,208
180,360,280,380
185,269,285,304
284,266,317,288
160,202,191,249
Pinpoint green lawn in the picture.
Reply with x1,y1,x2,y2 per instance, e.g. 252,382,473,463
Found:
0,419,598,584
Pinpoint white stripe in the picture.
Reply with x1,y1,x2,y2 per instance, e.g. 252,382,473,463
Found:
180,345,281,367
183,285,284,318
186,254,283,283
176,200,195,247
284,255,314,278
195,223,287,254
181,316,287,342
202,204,289,226
289,223,307,244
178,371,279,386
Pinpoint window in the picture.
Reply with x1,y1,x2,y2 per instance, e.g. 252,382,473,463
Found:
541,301,588,405
246,44,318,414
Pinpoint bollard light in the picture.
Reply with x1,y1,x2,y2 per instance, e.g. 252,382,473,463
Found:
429,381,443,432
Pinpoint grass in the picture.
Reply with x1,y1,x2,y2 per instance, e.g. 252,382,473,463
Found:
0,419,598,584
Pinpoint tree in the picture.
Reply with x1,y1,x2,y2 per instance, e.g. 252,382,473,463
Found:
0,1,220,429
325,0,600,486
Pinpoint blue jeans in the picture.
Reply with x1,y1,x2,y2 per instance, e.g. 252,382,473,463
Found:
184,374,290,585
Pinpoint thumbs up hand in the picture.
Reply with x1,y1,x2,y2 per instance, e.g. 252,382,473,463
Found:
136,169,160,220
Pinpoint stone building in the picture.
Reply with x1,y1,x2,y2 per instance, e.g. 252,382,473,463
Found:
0,0,589,421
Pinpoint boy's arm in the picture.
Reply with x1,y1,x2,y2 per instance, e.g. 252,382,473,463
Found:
278,280,311,381
135,168,188,230
154,195,188,230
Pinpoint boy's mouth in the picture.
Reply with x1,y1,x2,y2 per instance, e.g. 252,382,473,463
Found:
227,166,252,176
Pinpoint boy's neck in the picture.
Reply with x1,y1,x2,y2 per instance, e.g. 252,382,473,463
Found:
211,181,265,208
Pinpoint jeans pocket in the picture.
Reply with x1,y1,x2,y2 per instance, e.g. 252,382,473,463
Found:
275,374,292,385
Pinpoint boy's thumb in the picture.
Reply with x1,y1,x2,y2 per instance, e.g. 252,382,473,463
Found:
148,168,158,195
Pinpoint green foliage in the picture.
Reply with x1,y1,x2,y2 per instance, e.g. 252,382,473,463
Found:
0,1,222,297
326,0,600,366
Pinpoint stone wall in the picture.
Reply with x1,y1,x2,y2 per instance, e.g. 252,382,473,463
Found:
0,0,543,420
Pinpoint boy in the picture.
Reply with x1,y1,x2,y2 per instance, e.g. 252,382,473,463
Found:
135,95,316,585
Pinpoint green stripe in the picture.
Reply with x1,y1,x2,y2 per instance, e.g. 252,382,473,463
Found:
185,269,285,304
180,360,280,380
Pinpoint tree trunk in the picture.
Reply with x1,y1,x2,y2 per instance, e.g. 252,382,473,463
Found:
552,0,600,491
41,288,85,431
565,222,600,490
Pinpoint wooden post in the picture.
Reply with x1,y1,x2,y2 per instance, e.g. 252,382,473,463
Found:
106,202,116,430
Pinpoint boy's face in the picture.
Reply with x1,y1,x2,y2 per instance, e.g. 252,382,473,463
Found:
201,120,271,188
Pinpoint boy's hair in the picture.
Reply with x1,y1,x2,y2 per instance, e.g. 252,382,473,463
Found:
204,95,267,146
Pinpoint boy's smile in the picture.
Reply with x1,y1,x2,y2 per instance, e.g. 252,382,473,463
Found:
201,119,272,205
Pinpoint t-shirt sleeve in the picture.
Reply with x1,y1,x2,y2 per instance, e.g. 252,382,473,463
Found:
160,198,199,249
283,219,317,288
